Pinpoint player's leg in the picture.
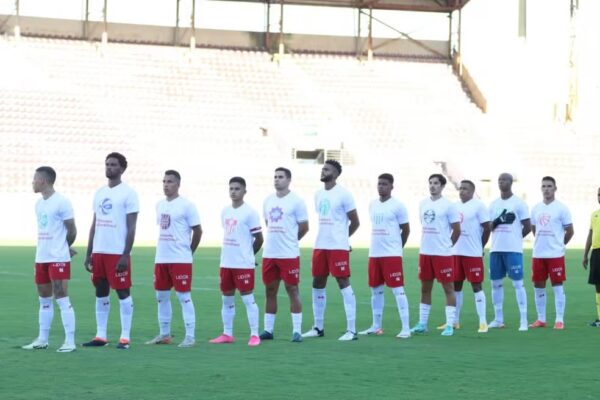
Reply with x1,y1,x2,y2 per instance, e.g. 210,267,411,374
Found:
260,258,280,340
489,252,506,328
359,258,384,335
210,268,236,343
462,256,486,332
83,254,111,347
547,257,566,329
279,258,302,342
588,250,600,326
381,257,409,338
471,282,488,333
530,258,548,328
146,264,173,344
23,264,53,350
52,277,76,352
507,252,527,331
235,269,260,346
332,251,356,341
172,264,195,347
412,254,434,333
303,250,328,338
111,255,134,349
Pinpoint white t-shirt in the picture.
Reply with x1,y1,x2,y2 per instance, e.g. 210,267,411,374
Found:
35,192,74,263
92,182,140,255
263,192,308,259
314,185,356,250
489,195,529,253
531,200,572,258
454,198,490,257
419,197,460,256
369,197,409,258
220,203,262,269
155,196,201,264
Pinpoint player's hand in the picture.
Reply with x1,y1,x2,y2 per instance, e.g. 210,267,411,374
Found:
493,209,516,229
116,255,129,272
583,256,589,270
69,247,78,257
84,256,92,273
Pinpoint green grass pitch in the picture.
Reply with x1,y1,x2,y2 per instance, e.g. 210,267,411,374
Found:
0,246,597,400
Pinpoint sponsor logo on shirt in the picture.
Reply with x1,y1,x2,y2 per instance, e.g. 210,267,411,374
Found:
373,213,384,225
318,199,330,216
423,209,436,224
269,206,284,223
538,213,551,226
100,198,113,215
160,213,171,229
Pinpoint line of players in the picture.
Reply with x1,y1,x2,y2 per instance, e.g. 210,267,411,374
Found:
24,152,600,352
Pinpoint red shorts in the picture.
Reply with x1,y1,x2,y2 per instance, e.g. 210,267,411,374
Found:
154,263,192,292
418,254,454,283
532,257,566,284
220,268,255,293
91,253,132,290
312,249,351,278
453,256,485,283
262,258,300,286
35,262,71,284
368,257,404,287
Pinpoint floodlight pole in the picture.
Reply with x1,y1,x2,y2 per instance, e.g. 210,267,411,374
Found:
278,0,284,56
355,8,361,59
174,0,180,45
14,0,20,38
367,7,373,61
102,0,108,44
265,0,271,51
190,0,196,49
83,0,89,40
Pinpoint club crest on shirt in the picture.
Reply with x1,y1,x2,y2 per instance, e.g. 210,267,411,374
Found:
269,206,284,223
99,198,113,215
225,218,238,234
423,209,436,224
37,213,48,229
160,213,171,229
318,199,330,216
373,213,384,225
538,213,551,226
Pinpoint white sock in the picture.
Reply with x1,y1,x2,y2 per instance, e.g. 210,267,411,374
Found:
38,296,54,342
56,296,75,345
445,305,457,327
392,286,409,331
534,287,547,323
312,288,326,330
156,290,172,336
419,303,431,326
341,286,356,333
176,291,195,339
222,295,235,336
553,285,566,323
491,279,504,323
513,279,528,323
370,285,385,330
264,313,276,334
474,290,487,324
242,294,259,337
95,296,110,340
291,312,302,334
455,290,463,324
119,296,134,341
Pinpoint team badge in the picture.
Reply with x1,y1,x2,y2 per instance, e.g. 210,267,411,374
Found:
100,198,113,215
538,213,551,226
269,207,284,223
160,213,171,229
319,199,330,216
37,213,48,229
225,218,238,234
423,209,436,224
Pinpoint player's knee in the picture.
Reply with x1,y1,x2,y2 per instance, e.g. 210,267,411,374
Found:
241,293,256,306
176,291,192,304
156,290,170,302
512,279,524,290
491,279,503,289
116,289,130,300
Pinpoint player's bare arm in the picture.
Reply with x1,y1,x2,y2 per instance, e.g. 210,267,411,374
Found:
84,214,96,272
117,212,138,272
521,218,532,238
347,209,360,237
583,229,593,269
64,218,77,256
564,224,574,246
190,225,202,254
400,222,410,247
252,231,264,254
481,221,491,248
450,221,461,246
298,221,309,241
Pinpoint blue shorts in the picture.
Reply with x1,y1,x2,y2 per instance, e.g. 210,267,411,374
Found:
489,252,523,281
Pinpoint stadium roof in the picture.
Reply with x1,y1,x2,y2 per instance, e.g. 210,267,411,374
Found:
224,0,471,12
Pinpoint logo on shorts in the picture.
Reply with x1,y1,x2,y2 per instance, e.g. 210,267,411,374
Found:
538,213,551,226
37,213,48,229
269,207,284,223
318,199,330,216
423,209,436,224
160,213,171,229
225,218,238,234
99,198,113,215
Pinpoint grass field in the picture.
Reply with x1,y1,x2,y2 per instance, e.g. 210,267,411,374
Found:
0,246,597,400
